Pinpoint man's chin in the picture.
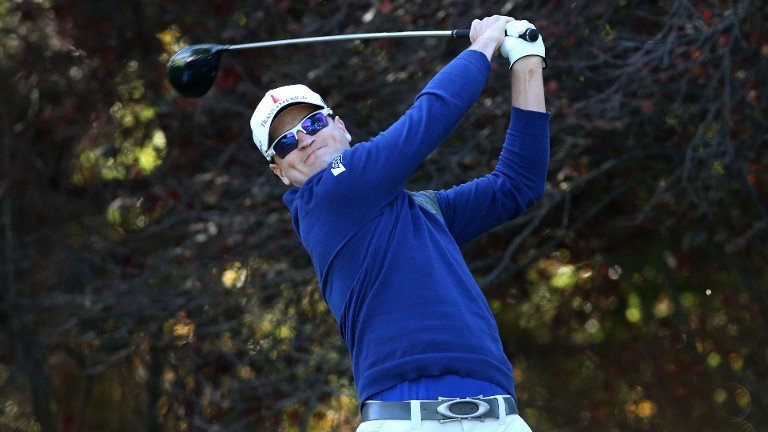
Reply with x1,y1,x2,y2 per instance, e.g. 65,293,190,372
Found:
297,151,339,183
304,163,327,181
312,151,337,168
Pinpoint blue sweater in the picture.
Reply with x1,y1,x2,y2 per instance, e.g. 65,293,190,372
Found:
283,49,550,406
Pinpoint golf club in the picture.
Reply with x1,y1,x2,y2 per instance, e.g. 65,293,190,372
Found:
167,28,539,98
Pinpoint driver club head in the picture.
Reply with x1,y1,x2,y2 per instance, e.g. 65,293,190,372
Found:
167,44,228,98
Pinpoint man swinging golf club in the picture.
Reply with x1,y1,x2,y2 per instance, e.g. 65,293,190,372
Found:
250,14,548,431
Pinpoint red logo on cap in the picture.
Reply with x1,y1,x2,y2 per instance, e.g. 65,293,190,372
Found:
271,94,280,104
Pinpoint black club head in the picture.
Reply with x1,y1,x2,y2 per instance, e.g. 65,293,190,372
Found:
167,44,228,98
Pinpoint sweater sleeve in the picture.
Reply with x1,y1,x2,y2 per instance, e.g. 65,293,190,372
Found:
337,50,490,210
435,107,550,245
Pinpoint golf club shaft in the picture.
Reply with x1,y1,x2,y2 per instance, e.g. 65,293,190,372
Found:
225,30,470,51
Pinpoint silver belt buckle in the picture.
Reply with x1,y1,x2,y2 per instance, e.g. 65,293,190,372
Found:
436,398,490,423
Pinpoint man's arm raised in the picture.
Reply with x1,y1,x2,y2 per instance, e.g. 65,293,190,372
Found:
434,19,549,245
511,56,546,112
499,19,547,111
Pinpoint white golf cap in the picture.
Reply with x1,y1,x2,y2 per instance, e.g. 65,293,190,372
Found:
250,84,328,160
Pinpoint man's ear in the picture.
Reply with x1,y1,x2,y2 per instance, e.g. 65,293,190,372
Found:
270,163,292,186
335,116,352,142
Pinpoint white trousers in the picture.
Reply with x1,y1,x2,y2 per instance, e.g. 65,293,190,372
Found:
356,415,533,432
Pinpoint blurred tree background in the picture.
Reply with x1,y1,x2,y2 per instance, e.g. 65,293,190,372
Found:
0,0,766,430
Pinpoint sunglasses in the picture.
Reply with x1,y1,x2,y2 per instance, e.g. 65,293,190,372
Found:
270,108,334,160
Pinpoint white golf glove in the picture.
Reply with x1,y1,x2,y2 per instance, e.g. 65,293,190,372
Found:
500,20,546,69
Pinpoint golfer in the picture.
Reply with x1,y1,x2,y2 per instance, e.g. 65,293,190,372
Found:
250,15,548,431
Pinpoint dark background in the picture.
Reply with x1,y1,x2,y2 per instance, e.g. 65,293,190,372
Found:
1,0,766,430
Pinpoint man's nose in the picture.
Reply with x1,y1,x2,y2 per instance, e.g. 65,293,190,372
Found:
297,131,314,149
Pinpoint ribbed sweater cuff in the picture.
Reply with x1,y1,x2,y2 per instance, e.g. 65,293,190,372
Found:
509,107,550,136
461,49,492,75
